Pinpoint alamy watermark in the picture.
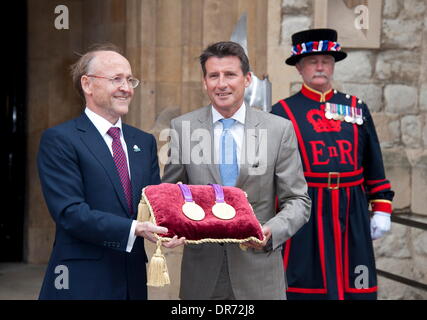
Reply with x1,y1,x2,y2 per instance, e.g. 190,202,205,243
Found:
54,265,69,290
354,5,369,30
354,265,369,289
157,123,269,176
54,5,69,30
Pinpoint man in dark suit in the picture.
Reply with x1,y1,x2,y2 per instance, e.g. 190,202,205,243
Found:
37,44,184,300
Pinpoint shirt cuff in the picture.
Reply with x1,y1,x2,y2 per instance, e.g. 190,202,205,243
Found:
126,220,138,253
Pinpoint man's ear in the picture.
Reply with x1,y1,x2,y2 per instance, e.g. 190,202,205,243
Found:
81,75,91,95
295,61,303,75
244,71,252,88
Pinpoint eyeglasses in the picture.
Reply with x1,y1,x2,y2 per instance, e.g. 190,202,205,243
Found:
86,74,140,88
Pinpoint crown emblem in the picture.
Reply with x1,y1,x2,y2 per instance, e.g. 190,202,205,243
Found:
307,107,341,133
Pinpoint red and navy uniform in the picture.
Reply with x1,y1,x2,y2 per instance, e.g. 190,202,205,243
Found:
271,84,394,300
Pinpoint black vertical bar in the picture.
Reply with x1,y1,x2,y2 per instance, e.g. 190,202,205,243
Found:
0,0,27,261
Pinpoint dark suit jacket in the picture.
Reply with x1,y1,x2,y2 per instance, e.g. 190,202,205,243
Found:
37,113,160,299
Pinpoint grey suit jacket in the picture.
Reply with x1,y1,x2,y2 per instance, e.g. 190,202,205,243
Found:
162,105,311,300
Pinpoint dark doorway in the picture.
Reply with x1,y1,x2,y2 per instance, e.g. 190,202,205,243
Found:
0,1,27,261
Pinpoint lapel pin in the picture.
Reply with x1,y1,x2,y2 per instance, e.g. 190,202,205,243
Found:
133,145,141,152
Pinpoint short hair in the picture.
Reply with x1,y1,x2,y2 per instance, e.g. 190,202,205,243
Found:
199,41,250,77
70,43,123,100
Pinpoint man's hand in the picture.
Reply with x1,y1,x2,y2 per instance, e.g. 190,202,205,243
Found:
134,221,185,248
241,225,272,250
162,235,186,249
135,221,167,243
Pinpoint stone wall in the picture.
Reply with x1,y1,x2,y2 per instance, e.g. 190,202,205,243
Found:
281,0,427,299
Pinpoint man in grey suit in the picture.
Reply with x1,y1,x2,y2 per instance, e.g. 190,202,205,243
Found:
162,41,311,300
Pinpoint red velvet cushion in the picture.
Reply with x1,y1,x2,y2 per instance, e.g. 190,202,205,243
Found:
141,183,264,243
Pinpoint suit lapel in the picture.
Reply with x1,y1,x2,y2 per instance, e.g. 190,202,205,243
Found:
76,114,130,215
236,107,261,187
122,126,143,216
198,105,222,184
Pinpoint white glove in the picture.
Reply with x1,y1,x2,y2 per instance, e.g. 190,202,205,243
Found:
370,211,391,240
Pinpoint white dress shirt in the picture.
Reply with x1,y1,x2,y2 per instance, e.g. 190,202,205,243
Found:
212,103,246,168
85,108,137,253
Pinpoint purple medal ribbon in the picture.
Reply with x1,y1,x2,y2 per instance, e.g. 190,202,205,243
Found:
178,183,194,202
178,184,205,221
209,184,236,220
210,184,225,203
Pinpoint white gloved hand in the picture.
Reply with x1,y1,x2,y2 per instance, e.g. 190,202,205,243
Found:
370,211,391,240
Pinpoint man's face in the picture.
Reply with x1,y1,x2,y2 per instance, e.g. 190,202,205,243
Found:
82,51,134,124
203,56,251,116
296,54,335,92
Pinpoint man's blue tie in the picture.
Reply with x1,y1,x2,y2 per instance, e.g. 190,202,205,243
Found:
219,118,238,186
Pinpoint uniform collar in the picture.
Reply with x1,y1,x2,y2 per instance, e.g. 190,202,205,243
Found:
301,83,334,102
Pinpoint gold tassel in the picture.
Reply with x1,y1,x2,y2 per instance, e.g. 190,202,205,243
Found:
147,240,170,287
137,196,150,222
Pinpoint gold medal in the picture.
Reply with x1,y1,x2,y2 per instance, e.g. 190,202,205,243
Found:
212,202,236,220
182,201,205,221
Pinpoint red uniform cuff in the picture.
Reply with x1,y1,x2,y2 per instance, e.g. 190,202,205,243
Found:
371,200,392,214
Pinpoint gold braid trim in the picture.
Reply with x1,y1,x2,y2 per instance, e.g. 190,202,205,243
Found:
139,188,265,245
370,199,392,204
158,235,264,245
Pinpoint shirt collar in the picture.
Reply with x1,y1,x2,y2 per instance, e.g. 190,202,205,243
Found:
85,107,123,137
211,103,246,125
301,83,334,102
